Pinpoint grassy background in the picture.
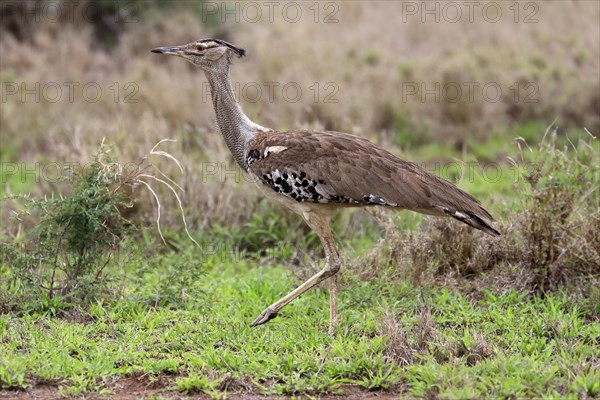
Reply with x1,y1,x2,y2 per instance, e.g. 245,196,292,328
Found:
1,1,599,398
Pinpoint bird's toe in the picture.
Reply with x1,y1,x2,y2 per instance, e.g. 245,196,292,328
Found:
250,307,278,327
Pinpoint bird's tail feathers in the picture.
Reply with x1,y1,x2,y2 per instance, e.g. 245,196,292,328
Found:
444,208,501,236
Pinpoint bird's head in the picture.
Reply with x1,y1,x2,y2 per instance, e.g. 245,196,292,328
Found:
151,38,245,72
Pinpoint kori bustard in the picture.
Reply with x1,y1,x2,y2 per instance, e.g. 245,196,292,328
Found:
152,38,500,334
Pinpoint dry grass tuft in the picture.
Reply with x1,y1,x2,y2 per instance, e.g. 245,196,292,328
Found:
382,305,493,369
414,306,437,351
381,309,414,367
381,299,499,376
130,138,198,247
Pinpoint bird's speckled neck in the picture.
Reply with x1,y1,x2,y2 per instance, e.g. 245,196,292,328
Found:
204,68,269,170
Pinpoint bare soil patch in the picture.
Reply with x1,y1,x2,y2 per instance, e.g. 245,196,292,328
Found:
1,379,406,400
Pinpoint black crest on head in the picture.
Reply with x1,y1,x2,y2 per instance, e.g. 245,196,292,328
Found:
199,38,246,57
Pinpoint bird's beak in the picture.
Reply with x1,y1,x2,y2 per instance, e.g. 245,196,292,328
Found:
151,46,183,55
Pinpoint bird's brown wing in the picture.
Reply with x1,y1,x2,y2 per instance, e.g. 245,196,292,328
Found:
247,130,499,235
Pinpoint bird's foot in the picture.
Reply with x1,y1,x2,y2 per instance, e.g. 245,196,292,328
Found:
250,307,278,327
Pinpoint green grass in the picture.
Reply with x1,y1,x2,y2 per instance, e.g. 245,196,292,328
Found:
1,247,598,398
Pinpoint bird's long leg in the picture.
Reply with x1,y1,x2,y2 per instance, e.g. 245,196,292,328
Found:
251,212,341,333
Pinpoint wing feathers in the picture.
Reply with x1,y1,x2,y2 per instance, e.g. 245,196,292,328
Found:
248,130,499,235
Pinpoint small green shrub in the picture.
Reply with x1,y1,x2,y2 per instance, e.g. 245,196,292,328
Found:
0,140,193,312
1,143,133,309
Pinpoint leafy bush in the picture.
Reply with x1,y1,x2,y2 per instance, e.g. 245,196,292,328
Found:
0,140,192,312
1,143,133,310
